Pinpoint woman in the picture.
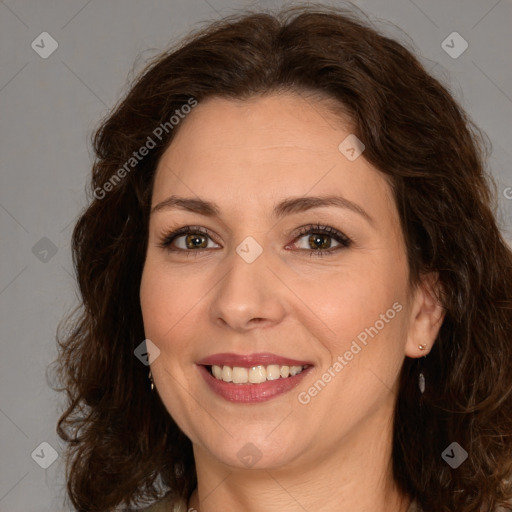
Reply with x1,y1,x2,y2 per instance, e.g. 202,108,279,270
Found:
53,4,512,512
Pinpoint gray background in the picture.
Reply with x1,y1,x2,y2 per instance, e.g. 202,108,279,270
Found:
0,0,511,510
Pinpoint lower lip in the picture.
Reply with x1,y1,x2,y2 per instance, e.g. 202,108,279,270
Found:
197,364,312,403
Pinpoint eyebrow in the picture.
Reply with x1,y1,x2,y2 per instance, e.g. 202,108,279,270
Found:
151,194,373,224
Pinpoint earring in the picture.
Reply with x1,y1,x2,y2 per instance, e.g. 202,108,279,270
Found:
148,369,154,391
418,371,425,394
418,344,427,394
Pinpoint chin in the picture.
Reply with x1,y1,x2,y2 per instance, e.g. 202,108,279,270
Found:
194,426,303,470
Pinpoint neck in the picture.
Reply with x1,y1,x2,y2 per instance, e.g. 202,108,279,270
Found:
187,400,411,512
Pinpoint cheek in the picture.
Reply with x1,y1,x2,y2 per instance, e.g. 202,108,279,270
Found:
293,268,409,416
139,260,193,352
140,264,166,337
288,254,407,359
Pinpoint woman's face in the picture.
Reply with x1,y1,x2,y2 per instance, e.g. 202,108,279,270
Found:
140,92,425,471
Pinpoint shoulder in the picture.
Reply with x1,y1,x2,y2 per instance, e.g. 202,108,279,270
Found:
407,500,421,512
407,499,512,512
137,492,188,512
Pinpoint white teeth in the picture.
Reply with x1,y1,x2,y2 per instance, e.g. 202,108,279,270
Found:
249,366,267,383
266,364,281,380
232,367,248,383
289,366,302,376
212,365,223,379
210,364,306,384
221,365,232,382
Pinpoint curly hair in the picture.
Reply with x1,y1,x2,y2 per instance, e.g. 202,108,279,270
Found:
52,4,512,511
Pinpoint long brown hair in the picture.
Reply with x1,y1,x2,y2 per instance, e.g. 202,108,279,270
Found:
52,4,512,511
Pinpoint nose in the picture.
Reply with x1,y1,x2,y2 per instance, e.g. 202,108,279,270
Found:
209,244,287,332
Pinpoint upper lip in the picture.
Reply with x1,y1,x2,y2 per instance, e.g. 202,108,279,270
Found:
197,352,312,367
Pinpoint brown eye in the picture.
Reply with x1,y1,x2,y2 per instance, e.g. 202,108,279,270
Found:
183,233,208,250
306,233,335,250
289,224,351,257
158,226,220,252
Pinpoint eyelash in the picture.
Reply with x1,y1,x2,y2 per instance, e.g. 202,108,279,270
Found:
157,224,352,258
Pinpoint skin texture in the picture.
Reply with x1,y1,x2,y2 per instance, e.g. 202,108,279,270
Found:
139,92,444,512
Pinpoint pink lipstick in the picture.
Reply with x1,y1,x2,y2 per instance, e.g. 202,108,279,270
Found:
196,352,313,403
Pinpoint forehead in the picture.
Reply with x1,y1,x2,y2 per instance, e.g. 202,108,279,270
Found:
151,92,396,223
157,93,352,170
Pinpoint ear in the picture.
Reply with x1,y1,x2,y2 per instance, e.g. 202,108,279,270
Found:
405,272,445,358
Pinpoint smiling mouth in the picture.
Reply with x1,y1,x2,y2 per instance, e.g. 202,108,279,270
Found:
206,364,309,384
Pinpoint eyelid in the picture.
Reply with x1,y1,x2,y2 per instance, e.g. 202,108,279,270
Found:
287,224,352,253
157,223,352,256
156,225,221,251
290,224,350,243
